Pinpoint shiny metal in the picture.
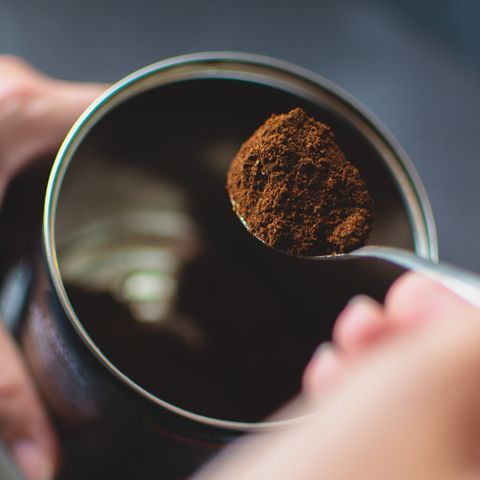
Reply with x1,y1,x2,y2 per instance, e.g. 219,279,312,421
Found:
353,246,480,307
238,232,480,307
240,224,480,307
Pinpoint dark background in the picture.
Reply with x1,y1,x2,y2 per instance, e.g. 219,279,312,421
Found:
1,0,480,270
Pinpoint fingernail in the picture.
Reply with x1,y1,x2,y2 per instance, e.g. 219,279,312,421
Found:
311,342,337,377
337,295,380,324
346,294,377,309
312,341,334,360
11,439,53,480
304,342,340,393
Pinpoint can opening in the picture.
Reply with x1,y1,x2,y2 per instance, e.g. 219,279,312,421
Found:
46,58,436,427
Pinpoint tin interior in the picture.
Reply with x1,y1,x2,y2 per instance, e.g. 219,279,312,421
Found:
48,58,437,425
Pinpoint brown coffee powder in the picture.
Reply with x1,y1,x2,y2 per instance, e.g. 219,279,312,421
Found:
227,108,374,256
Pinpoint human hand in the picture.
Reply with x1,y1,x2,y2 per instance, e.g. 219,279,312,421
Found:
195,272,480,480
0,55,109,479
0,320,58,480
0,55,107,201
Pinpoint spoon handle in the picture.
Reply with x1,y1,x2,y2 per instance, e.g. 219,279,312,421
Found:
355,246,480,308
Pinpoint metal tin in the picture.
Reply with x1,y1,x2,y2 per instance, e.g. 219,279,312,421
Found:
22,52,437,479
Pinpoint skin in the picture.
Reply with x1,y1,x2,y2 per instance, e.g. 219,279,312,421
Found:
0,55,107,479
0,55,106,201
2,55,480,480
195,273,480,480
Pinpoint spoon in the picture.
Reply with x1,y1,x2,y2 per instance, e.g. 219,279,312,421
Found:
236,213,480,308
330,245,480,307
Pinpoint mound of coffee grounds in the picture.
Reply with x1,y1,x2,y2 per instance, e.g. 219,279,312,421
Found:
227,108,374,256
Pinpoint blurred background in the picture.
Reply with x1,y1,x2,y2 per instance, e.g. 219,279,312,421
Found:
0,0,479,269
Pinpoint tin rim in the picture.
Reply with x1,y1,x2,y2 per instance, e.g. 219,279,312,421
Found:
43,52,438,432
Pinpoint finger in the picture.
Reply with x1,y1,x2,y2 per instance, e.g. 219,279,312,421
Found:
302,343,342,394
332,295,387,353
385,271,471,327
305,277,459,398
197,301,480,480
304,297,386,395
0,322,58,480
0,56,47,83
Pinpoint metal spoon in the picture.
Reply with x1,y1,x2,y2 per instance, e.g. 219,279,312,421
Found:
236,213,480,308
332,245,480,307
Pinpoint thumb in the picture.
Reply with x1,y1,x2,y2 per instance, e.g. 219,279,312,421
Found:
0,321,58,480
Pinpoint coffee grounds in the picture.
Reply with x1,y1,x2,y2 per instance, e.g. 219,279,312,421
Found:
227,108,374,256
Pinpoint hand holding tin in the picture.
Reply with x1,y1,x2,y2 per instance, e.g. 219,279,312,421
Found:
227,108,480,307
0,55,106,202
0,321,59,480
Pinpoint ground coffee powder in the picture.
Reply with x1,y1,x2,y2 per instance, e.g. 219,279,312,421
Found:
227,107,374,255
